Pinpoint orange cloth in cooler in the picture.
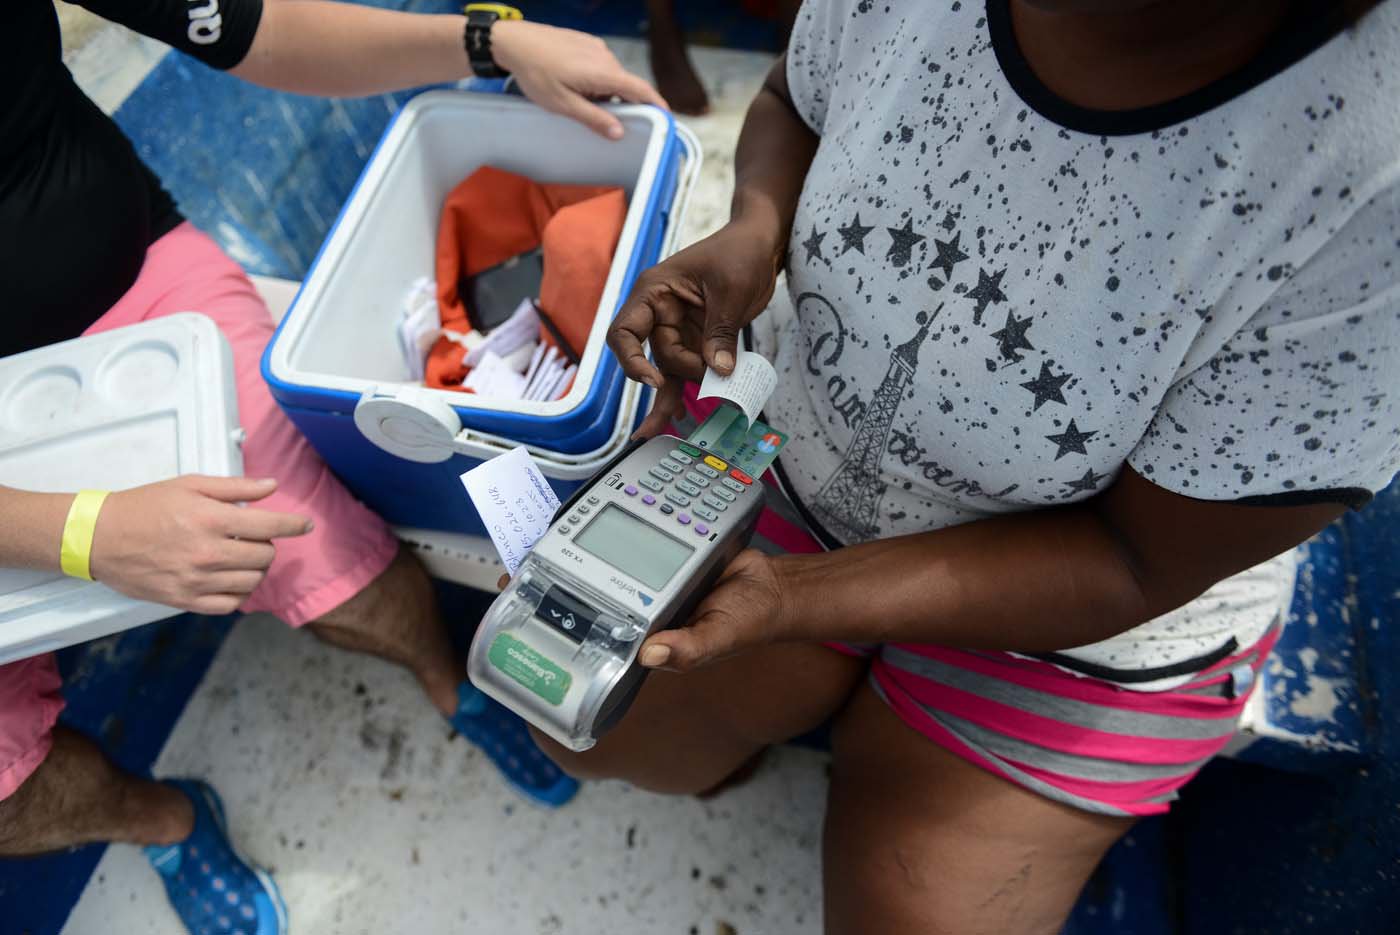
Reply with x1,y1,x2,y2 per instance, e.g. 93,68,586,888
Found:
427,166,626,391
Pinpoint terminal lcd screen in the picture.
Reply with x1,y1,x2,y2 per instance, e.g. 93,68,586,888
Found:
574,504,694,590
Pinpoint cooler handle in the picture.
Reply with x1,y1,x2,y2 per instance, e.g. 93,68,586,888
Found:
660,122,704,260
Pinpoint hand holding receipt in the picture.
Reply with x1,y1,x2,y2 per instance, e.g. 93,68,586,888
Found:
696,350,776,427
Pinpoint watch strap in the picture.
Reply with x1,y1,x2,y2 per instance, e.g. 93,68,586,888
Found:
463,4,523,79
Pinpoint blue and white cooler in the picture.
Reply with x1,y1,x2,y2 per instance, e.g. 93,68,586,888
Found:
261,91,699,537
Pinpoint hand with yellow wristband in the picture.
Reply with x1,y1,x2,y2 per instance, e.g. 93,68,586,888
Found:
59,475,313,615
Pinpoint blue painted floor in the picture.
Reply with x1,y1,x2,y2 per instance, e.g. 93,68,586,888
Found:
1174,489,1400,933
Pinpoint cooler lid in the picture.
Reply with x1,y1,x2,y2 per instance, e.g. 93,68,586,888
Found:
0,314,243,664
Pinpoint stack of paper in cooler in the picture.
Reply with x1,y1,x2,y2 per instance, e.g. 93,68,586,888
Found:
396,286,574,401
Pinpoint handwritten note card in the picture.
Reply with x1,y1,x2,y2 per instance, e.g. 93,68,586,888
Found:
697,350,777,426
460,446,562,576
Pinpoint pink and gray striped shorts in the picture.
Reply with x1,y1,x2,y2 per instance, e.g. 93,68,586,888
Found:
681,389,1277,818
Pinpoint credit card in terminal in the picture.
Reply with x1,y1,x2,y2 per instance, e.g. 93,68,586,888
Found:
686,403,788,478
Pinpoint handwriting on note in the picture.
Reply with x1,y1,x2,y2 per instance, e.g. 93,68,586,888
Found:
460,446,562,575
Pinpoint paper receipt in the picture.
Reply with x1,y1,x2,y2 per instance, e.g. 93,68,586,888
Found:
697,350,777,426
460,446,562,576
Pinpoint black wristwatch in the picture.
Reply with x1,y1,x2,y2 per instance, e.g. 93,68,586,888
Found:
463,4,523,79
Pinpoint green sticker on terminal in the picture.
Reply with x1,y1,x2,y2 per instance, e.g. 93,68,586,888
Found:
488,634,571,706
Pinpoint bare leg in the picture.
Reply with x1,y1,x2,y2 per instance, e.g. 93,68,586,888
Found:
823,685,1135,935
645,0,710,116
538,642,865,794
306,545,461,717
0,726,193,857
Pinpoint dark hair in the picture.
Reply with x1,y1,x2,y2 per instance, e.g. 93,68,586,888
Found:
1340,0,1384,25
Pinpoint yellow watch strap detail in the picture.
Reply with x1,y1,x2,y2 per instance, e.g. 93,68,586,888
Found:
60,490,110,582
464,3,523,20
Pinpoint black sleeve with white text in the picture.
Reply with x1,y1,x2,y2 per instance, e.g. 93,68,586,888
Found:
73,0,263,70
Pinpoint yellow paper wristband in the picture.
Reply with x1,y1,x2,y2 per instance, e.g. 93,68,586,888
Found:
60,490,110,581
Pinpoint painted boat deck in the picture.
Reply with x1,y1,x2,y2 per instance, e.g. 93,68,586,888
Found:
2,5,1394,933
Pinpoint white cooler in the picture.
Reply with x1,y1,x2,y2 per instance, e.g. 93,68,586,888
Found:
0,314,242,664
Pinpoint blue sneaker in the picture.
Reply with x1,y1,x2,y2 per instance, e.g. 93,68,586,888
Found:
144,780,288,935
451,682,579,807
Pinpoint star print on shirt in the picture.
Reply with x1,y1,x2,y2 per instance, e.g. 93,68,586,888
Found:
837,214,876,255
965,266,1007,325
801,225,828,265
886,218,925,268
991,309,1034,362
1046,419,1098,460
1019,361,1069,409
931,231,969,280
1062,467,1109,497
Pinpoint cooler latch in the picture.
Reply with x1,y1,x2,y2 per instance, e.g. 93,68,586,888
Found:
353,386,464,463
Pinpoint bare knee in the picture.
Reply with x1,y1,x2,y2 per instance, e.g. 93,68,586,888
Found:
528,726,716,795
308,546,461,714
313,545,435,636
0,728,100,853
0,727,191,856
527,728,587,776
530,644,864,796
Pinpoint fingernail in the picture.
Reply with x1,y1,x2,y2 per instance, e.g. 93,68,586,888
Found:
714,350,734,372
304,519,315,533
607,124,624,140
640,644,671,667
644,374,661,389
256,477,277,487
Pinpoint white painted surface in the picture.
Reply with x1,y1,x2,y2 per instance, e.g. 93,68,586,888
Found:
63,615,826,935
63,41,827,935
56,5,169,116
250,275,300,325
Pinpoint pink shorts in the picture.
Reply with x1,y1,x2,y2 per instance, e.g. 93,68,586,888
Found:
680,387,1274,818
0,223,399,801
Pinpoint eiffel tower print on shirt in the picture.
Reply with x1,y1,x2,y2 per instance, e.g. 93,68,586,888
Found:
812,307,937,543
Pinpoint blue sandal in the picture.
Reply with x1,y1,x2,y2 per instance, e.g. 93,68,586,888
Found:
451,682,579,807
144,780,288,935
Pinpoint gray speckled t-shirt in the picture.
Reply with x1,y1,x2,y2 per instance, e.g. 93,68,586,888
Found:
755,0,1400,680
